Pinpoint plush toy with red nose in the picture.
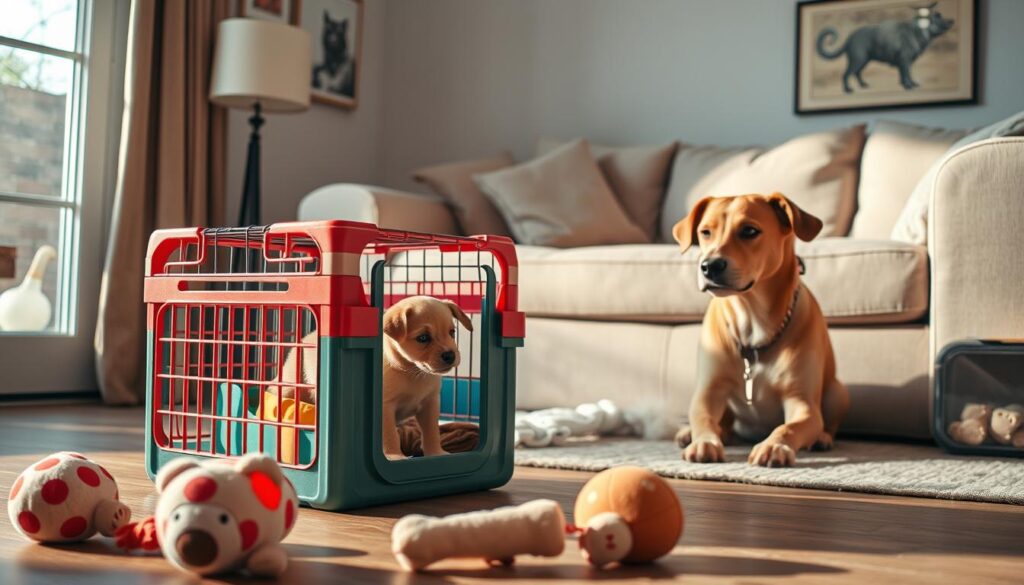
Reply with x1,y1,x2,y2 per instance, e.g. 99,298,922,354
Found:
117,453,298,577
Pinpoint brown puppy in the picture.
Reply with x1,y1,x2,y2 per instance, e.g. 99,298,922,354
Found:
270,296,473,460
381,296,473,460
672,193,848,467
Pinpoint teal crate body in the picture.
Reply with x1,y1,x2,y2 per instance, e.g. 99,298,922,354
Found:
146,263,520,511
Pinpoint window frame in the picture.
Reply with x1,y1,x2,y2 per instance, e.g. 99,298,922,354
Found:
0,0,129,396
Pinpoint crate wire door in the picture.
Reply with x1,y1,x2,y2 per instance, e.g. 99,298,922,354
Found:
153,228,322,469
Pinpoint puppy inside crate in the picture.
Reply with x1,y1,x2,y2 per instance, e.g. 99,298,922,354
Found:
267,247,488,460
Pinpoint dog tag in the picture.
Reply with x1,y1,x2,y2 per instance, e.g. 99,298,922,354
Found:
742,349,757,403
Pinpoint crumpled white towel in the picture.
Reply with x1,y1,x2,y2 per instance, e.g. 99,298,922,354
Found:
514,399,678,448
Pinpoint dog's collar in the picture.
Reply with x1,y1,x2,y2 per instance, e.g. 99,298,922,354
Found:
738,285,800,358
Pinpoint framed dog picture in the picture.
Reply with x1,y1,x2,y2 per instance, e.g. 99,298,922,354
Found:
238,0,298,24
299,0,363,109
795,0,978,114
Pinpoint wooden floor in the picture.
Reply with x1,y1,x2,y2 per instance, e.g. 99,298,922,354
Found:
1,405,1022,584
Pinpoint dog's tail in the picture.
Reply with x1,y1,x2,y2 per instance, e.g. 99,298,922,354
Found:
815,27,846,60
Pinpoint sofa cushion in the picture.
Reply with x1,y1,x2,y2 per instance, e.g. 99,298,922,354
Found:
413,153,515,237
659,125,866,242
516,238,928,324
536,138,678,241
850,121,966,240
891,110,1024,245
475,139,648,247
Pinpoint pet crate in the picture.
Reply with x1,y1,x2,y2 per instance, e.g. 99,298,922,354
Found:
143,221,524,509
934,339,1024,457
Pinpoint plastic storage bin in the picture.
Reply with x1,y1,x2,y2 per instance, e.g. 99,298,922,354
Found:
934,339,1024,457
143,221,525,509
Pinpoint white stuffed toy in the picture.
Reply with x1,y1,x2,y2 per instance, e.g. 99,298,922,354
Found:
515,399,677,447
117,453,298,577
8,451,130,543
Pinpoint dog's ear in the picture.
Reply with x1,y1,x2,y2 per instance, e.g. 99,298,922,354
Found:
445,301,474,333
383,305,407,340
323,9,330,23
672,197,712,249
767,193,823,242
340,18,348,32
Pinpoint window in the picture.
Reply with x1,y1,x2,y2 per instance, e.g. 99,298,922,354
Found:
0,0,128,395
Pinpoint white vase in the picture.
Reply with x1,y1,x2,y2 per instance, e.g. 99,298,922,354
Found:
0,245,57,332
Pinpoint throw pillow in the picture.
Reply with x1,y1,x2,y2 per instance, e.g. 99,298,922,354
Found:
536,138,678,240
474,140,648,247
659,125,866,240
413,153,515,236
849,121,967,240
891,111,1024,245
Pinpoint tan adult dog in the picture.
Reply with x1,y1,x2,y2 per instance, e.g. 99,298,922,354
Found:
672,193,848,467
271,296,472,461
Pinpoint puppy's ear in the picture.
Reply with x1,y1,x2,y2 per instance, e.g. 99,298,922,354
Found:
445,301,474,332
767,193,823,242
672,197,712,249
155,458,199,494
383,305,407,339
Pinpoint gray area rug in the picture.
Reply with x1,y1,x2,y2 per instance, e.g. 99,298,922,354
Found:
513,438,1024,505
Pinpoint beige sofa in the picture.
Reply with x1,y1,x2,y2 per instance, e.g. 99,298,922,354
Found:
298,128,1024,439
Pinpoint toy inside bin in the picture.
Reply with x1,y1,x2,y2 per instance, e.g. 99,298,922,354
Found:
934,339,1024,457
215,384,316,466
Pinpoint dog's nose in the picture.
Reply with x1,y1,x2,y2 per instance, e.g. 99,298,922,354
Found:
701,258,728,279
441,351,456,365
176,529,218,567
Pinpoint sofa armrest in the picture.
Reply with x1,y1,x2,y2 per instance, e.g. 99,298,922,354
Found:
929,137,1024,366
298,183,461,235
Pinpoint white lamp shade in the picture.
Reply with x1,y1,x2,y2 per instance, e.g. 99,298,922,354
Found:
210,18,311,112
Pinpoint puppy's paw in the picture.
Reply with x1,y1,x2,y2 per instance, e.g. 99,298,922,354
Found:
422,447,449,457
674,425,692,448
683,437,725,463
748,441,795,467
384,451,407,461
810,432,834,452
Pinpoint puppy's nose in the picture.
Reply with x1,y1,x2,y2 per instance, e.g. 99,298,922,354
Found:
701,258,728,279
441,351,456,365
176,529,218,567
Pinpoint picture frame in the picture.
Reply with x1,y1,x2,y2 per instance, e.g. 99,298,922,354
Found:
795,0,978,115
238,0,298,24
299,0,363,109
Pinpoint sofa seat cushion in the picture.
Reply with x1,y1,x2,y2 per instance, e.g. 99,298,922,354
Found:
516,238,928,324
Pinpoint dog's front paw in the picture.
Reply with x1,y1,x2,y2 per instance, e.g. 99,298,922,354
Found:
422,447,448,457
748,441,795,467
683,437,725,463
810,431,834,452
674,425,692,448
384,451,406,461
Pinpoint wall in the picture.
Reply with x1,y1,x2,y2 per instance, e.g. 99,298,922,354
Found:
225,0,387,224
378,0,1024,192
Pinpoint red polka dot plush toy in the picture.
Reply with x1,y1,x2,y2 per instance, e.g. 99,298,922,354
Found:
7,452,130,543
116,453,298,577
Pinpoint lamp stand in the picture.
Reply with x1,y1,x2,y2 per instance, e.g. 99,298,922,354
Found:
237,102,264,226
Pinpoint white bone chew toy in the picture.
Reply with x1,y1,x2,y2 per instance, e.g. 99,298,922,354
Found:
391,467,684,572
391,499,567,571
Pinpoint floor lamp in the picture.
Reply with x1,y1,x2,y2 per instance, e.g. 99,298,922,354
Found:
209,18,311,227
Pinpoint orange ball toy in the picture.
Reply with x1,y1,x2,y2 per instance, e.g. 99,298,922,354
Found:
573,466,683,566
